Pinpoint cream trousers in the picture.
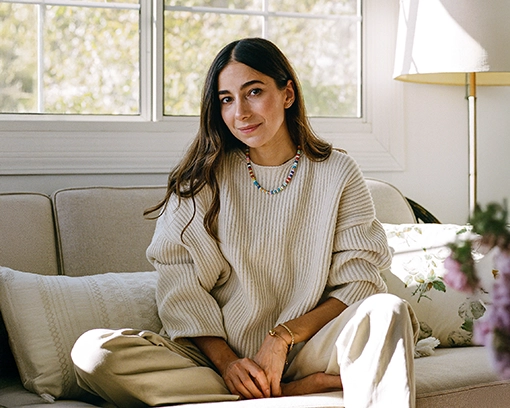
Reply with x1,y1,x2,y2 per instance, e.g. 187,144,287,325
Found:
71,293,419,408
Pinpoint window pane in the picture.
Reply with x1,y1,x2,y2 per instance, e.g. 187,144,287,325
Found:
269,16,360,117
165,0,262,10
163,1,361,118
0,3,38,113
270,0,357,15
43,6,139,114
0,2,140,115
164,11,261,116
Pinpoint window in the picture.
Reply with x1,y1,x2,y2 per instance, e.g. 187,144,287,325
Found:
0,0,140,115
0,0,404,175
163,0,361,117
2,0,360,118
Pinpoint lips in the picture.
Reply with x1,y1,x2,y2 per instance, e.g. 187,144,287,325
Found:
237,123,260,133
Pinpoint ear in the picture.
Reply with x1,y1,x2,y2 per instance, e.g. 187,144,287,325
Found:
284,80,296,109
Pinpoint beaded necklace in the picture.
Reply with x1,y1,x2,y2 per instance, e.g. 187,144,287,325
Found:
245,146,302,195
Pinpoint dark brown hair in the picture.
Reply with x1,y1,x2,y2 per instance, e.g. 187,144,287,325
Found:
145,38,332,240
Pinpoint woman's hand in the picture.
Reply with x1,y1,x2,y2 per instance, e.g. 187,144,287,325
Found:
253,299,347,397
191,336,270,399
222,357,271,399
253,331,289,397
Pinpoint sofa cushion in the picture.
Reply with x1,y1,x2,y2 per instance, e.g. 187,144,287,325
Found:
415,347,510,407
382,223,496,347
0,267,162,400
415,347,502,396
0,377,105,408
53,186,165,276
172,392,344,408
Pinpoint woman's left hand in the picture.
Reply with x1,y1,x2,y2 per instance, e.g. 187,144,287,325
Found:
253,332,288,397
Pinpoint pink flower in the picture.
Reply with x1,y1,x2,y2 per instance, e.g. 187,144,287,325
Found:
488,328,510,380
473,252,510,379
473,318,491,345
494,248,510,275
443,256,475,293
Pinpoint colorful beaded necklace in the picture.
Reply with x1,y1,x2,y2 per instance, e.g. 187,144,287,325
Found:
245,146,302,195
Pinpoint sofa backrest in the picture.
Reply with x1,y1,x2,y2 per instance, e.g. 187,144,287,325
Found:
0,180,417,279
365,178,417,224
51,181,417,277
52,186,166,277
0,192,59,276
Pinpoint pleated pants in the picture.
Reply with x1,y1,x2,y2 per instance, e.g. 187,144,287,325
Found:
71,293,419,408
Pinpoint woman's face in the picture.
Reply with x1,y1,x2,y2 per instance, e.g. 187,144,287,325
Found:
217,61,295,153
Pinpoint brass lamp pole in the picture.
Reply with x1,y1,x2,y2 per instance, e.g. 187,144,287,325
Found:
468,72,477,214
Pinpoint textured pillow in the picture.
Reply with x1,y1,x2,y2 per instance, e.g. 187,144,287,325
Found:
0,268,162,400
382,224,496,347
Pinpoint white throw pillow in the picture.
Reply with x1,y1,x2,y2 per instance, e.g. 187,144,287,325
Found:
0,268,162,400
382,224,497,347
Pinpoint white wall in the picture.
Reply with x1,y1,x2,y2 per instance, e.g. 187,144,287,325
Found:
477,87,510,208
365,83,510,225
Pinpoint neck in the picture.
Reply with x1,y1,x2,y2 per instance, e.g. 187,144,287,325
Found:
248,141,297,166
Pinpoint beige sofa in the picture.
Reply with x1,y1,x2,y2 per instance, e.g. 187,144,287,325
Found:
1,179,510,408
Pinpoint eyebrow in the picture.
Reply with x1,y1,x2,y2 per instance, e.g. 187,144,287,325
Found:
218,79,265,95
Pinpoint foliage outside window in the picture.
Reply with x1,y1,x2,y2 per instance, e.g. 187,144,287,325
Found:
1,0,361,118
164,0,361,117
0,0,140,115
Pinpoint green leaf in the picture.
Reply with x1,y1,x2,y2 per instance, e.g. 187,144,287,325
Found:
432,280,446,292
461,319,473,333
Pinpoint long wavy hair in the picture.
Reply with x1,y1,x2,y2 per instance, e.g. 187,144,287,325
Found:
145,38,333,240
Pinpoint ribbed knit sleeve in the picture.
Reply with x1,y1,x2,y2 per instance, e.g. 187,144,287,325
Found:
327,158,391,305
146,190,231,341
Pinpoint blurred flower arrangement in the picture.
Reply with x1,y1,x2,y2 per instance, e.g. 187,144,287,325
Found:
444,201,510,379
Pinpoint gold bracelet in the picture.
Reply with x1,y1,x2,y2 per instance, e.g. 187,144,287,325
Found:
268,329,288,348
279,323,295,353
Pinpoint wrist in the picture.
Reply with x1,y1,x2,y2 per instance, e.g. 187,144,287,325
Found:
191,336,238,376
268,328,289,349
268,323,295,353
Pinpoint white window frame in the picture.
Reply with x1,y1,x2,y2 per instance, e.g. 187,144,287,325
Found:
0,0,404,175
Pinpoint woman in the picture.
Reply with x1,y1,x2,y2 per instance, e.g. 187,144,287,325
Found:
72,38,418,407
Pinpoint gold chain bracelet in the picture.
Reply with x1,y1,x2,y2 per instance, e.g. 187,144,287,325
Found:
268,323,295,353
279,323,295,352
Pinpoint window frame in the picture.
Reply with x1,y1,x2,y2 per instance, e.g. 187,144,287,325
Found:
0,0,404,175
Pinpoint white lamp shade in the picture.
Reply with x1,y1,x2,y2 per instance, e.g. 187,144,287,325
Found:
394,0,510,85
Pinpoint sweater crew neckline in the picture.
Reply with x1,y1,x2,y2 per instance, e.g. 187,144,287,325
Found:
234,148,299,169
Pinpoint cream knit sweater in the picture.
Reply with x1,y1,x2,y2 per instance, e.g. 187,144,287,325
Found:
147,149,391,359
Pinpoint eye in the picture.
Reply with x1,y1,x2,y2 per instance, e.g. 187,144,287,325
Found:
220,96,232,104
249,88,262,96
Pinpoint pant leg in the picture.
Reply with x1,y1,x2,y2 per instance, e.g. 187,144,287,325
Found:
71,328,238,407
284,293,419,408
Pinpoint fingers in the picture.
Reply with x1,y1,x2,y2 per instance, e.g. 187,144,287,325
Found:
253,333,288,397
250,364,271,398
223,358,270,399
270,374,282,397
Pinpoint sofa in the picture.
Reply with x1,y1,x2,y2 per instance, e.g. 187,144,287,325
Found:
1,179,510,408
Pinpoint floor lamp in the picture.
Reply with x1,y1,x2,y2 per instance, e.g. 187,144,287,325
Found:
393,0,510,215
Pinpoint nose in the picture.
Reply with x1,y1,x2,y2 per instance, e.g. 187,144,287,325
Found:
235,99,251,121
